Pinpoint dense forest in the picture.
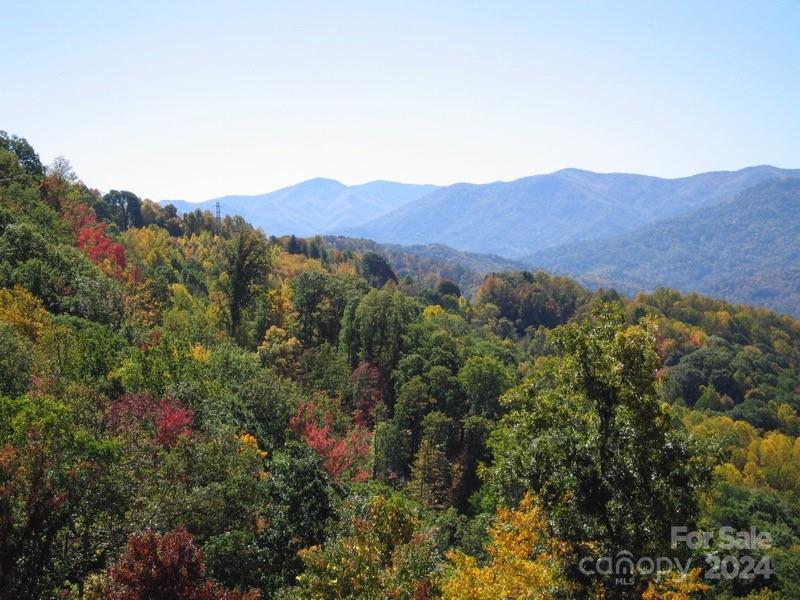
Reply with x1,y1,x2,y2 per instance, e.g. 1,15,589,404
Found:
527,179,800,317
323,236,525,297
2,131,800,599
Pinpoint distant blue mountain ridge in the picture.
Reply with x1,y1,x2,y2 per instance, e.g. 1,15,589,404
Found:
161,178,438,237
339,165,800,257
164,166,799,253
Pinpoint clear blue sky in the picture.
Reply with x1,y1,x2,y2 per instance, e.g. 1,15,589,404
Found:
2,0,799,201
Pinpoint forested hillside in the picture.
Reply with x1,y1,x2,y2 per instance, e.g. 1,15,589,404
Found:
2,131,800,599
528,179,800,316
324,236,526,296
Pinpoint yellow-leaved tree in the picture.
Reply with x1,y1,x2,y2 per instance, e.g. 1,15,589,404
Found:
641,568,709,600
440,493,570,600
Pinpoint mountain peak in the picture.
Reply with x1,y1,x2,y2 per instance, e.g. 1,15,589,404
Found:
286,177,348,194
295,177,345,187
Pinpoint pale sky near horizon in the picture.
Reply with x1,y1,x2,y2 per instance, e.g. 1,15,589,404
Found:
2,0,799,201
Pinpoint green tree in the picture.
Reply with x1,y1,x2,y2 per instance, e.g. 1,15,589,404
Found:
0,324,32,396
437,279,461,298
291,271,363,346
224,227,272,343
458,355,513,419
410,413,453,508
0,131,43,177
204,442,333,596
359,252,397,288
291,492,436,599
373,420,410,480
694,384,725,412
452,415,491,510
100,189,143,230
410,448,451,511
487,304,712,595
339,288,418,375
394,376,434,462
0,395,122,599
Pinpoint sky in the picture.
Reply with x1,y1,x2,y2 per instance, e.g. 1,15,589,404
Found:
2,1,799,202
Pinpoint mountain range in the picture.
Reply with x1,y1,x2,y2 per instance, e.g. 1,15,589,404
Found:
341,165,800,257
163,165,800,315
163,178,438,237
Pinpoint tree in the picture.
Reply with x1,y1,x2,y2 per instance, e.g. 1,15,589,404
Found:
0,131,43,177
0,324,32,396
0,395,122,599
234,441,334,594
136,437,329,597
475,271,587,333
101,190,143,230
694,384,725,412
349,361,385,426
441,494,570,600
426,364,464,418
33,315,127,395
394,376,435,463
437,279,461,298
292,493,436,599
458,355,513,419
487,304,712,595
0,148,22,187
40,156,77,208
290,400,371,480
409,437,452,508
223,228,271,343
359,252,397,288
103,529,259,600
452,415,491,510
641,569,709,600
290,271,361,345
108,393,194,448
339,288,418,375
373,420,410,480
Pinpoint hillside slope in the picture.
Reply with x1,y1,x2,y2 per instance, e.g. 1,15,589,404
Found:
526,178,800,315
325,236,526,295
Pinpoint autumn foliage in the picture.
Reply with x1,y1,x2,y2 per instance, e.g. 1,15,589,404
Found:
108,393,193,448
105,529,260,600
2,131,799,599
64,201,127,275
441,494,570,600
350,361,384,427
290,400,370,480
641,568,710,600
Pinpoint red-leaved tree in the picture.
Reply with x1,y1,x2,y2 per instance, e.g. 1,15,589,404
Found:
290,400,370,481
106,529,260,600
63,201,127,275
350,361,385,428
108,393,193,448
155,402,194,447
